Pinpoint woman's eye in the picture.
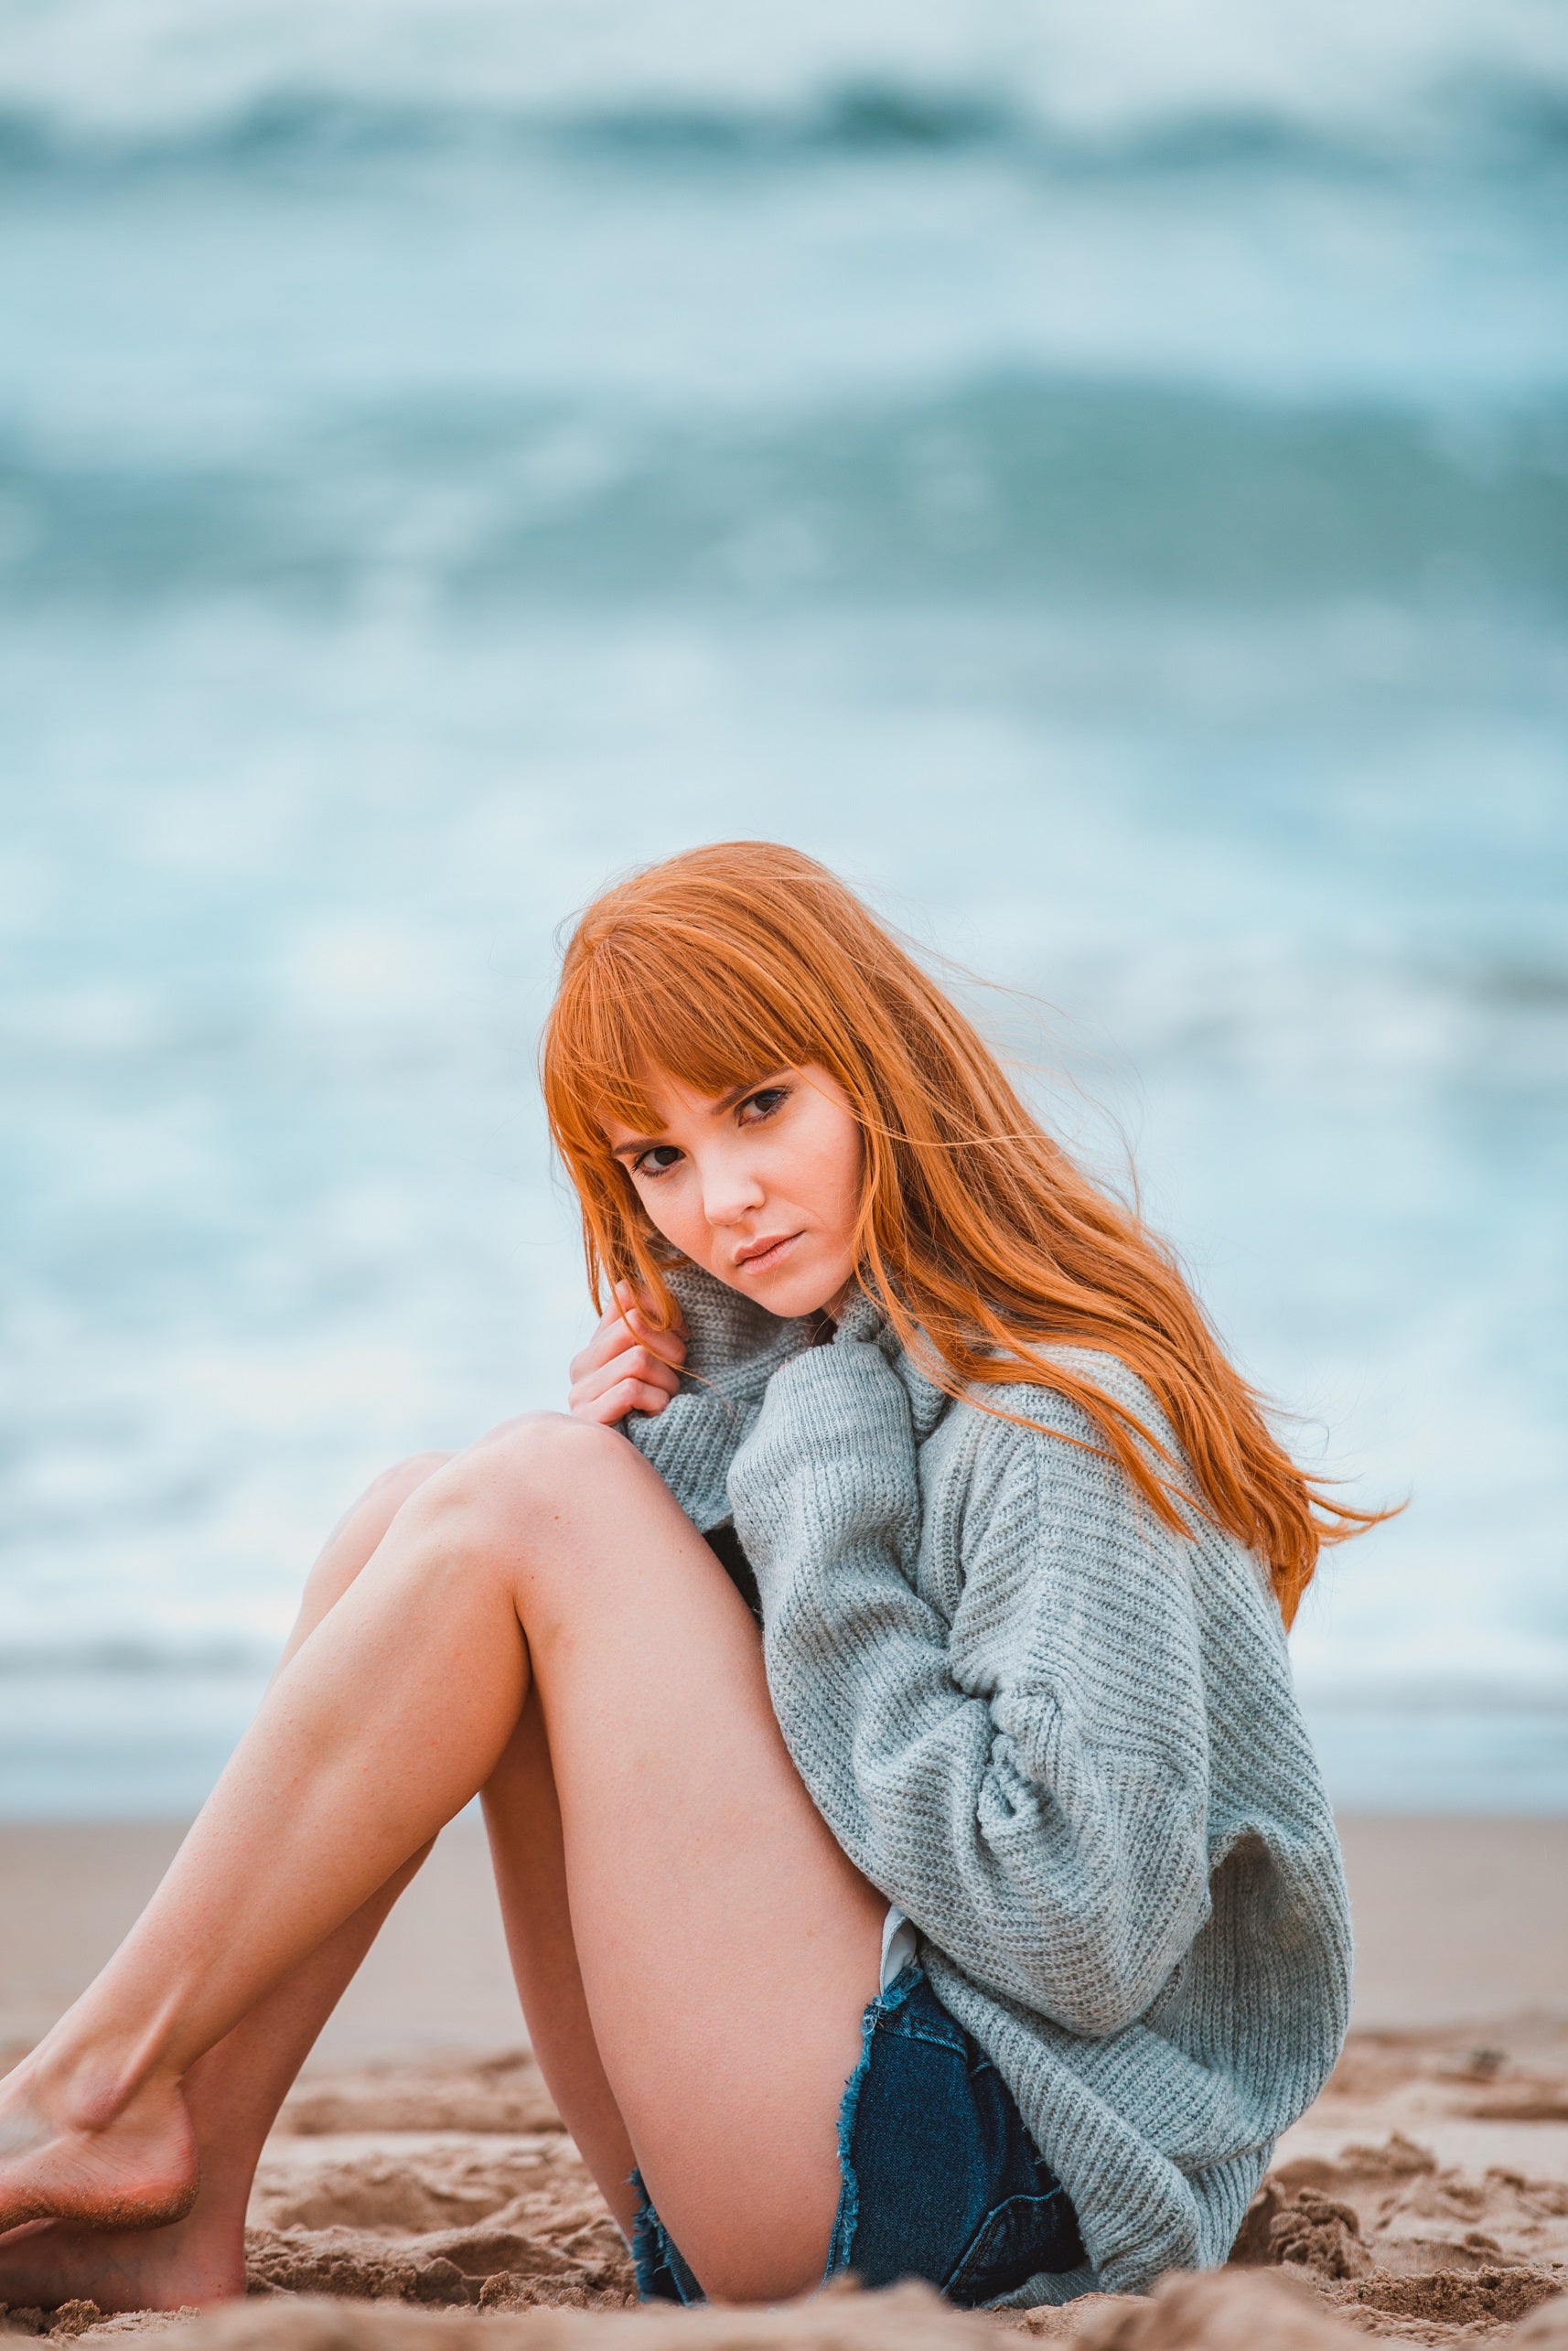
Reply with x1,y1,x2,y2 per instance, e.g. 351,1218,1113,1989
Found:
633,1145,682,1178
742,1086,789,1122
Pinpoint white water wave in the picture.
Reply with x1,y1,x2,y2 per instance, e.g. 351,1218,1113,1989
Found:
2,0,1566,149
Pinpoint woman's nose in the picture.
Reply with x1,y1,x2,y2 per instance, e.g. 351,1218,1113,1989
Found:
702,1156,766,1225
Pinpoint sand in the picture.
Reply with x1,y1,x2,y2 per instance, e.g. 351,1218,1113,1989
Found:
2,1815,1565,2351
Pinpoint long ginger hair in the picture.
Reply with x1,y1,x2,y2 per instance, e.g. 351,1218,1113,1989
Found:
542,841,1388,1626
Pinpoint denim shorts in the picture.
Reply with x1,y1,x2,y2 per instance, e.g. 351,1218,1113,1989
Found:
630,1959,1083,2306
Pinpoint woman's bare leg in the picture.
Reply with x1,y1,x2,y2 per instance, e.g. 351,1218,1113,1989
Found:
0,1457,450,2312
481,1692,637,2235
0,1452,641,2311
0,1416,885,2303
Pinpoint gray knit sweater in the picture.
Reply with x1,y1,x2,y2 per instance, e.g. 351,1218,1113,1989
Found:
626,1270,1352,2303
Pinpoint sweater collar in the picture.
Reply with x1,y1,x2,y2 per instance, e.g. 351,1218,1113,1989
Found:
835,1284,952,1442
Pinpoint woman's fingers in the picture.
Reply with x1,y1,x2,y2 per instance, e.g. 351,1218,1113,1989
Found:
566,1281,690,1423
569,1374,679,1427
569,1291,685,1389
614,1284,687,1355
570,1344,682,1413
568,1320,684,1392
612,1279,688,1349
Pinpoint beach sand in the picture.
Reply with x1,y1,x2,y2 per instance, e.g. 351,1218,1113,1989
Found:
2,1815,1565,2349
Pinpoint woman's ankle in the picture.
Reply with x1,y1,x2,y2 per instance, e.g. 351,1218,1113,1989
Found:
5,2033,177,2143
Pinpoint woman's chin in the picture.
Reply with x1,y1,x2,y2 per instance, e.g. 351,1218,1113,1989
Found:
746,1269,849,1323
703,1257,840,1322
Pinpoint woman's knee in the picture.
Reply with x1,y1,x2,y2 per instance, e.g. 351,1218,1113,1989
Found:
414,1413,650,1573
354,1448,454,1539
299,1450,456,1617
455,1412,632,1513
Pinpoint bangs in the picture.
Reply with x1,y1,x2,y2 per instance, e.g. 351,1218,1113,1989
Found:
547,918,822,1150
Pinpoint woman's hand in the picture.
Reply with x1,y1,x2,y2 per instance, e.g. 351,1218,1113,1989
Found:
568,1283,688,1425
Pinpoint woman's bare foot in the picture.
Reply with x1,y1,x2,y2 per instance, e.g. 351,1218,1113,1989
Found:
0,2066,199,2239
0,2203,245,2315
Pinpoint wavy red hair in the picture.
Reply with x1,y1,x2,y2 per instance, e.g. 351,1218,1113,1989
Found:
541,841,1389,1626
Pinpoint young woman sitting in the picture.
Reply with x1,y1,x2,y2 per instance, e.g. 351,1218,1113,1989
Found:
0,842,1382,2313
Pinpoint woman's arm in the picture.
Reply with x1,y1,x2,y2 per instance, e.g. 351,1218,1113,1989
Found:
726,1327,1214,2038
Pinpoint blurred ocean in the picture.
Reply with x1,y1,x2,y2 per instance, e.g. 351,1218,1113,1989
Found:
2,0,1566,1815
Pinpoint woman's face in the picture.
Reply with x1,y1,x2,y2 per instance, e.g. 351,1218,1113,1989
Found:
601,1064,864,1320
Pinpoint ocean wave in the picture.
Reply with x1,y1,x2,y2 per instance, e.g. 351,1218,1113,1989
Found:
4,0,1568,164
2,375,1564,611
1,1644,1563,1717
1,74,1565,187
1298,1678,1568,1712
0,1638,274,1676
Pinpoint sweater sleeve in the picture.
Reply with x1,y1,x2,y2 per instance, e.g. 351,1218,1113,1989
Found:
621,1265,818,1532
725,1331,1214,2038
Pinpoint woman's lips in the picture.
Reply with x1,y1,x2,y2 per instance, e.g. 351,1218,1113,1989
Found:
735,1231,800,1274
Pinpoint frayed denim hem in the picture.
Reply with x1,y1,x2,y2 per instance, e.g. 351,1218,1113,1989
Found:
629,2166,705,2305
826,1957,925,2281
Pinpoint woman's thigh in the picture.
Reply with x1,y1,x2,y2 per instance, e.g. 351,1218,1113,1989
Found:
443,1417,888,2304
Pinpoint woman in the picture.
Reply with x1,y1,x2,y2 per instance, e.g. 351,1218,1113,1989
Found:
0,843,1380,2314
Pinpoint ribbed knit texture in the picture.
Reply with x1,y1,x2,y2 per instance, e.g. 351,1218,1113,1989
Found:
626,1269,1352,2303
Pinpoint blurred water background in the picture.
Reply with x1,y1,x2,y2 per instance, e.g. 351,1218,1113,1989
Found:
2,0,1566,1816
